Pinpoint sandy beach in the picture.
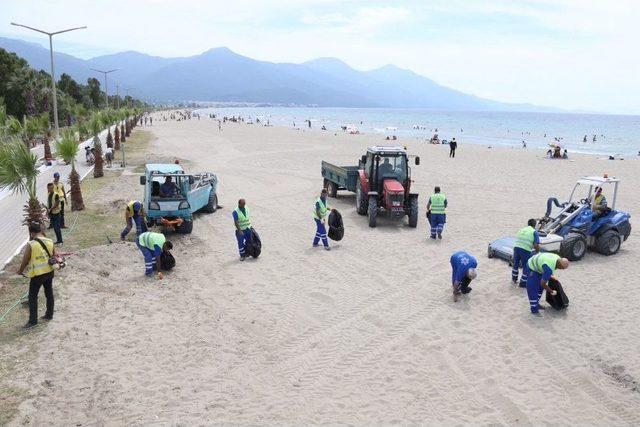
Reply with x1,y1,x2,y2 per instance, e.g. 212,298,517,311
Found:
3,116,640,425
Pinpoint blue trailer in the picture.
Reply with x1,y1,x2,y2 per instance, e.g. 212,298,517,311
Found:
140,163,218,234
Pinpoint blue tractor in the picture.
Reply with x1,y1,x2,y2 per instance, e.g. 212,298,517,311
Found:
140,163,219,234
489,175,631,262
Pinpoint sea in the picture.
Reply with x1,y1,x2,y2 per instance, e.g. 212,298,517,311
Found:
195,107,640,157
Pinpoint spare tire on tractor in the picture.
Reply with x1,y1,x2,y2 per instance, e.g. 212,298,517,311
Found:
595,229,621,256
559,232,587,261
328,209,344,241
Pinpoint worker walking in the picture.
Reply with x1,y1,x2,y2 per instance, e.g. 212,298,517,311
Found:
512,219,540,287
52,172,67,228
427,186,447,239
16,223,58,328
121,200,147,241
312,189,331,250
526,253,569,314
233,199,252,261
137,231,172,279
46,183,64,245
450,251,477,302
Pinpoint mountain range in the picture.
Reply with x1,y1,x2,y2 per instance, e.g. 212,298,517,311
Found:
0,36,554,111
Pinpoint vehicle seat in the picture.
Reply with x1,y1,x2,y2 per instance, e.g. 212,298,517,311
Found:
152,181,160,197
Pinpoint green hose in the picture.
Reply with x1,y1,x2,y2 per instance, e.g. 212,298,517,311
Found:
0,291,29,323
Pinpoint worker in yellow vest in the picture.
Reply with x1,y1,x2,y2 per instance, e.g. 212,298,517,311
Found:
121,200,147,241
233,198,253,261
526,253,569,314
47,183,64,245
52,172,67,228
591,186,608,216
137,231,172,278
512,219,540,287
427,186,447,239
17,223,58,328
312,188,331,250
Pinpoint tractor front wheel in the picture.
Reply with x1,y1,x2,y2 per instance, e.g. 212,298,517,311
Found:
204,190,218,213
559,233,587,261
368,195,377,228
408,197,418,228
177,220,193,234
595,230,621,256
356,180,367,215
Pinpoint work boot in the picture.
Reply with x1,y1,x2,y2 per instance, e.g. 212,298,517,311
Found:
240,256,246,261
324,246,331,251
41,314,53,321
438,233,442,239
23,321,37,329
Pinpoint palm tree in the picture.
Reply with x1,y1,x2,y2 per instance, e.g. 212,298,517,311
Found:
114,124,120,150
0,137,46,227
36,113,53,161
120,122,126,143
55,129,84,211
90,113,104,178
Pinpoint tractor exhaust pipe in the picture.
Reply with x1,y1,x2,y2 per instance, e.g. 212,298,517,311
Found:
545,197,563,217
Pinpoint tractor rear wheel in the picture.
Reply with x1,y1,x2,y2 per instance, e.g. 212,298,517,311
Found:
356,180,367,215
324,179,338,197
595,230,621,255
408,197,418,228
559,233,587,261
368,195,377,228
204,190,218,213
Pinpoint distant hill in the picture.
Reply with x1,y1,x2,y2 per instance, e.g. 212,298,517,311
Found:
0,36,555,111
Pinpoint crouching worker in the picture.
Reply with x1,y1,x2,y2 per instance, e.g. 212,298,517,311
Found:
121,200,147,241
526,253,569,314
312,188,331,250
137,231,173,279
233,199,252,261
450,251,477,302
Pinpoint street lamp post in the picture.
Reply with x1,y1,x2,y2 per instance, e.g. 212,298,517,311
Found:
90,68,119,109
10,22,87,140
115,83,120,109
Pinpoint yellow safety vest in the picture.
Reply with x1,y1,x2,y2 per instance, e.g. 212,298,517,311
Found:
126,200,143,217
313,197,328,220
48,193,61,215
514,226,535,252
138,232,166,251
429,193,446,214
53,182,65,199
234,207,251,230
28,238,54,278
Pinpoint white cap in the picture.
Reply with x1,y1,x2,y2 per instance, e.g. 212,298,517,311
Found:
467,268,477,280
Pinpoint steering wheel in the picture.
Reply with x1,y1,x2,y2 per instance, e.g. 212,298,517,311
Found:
580,198,590,205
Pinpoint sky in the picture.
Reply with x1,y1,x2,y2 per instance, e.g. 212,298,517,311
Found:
1,0,639,114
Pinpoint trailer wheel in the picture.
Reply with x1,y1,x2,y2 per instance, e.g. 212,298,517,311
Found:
368,195,377,228
559,233,587,261
204,190,218,213
356,180,367,215
487,246,494,258
324,179,338,197
408,197,418,228
177,220,193,234
595,230,621,256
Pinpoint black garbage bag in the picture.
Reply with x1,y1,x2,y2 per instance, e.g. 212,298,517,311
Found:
160,251,176,270
546,278,569,310
246,228,262,258
328,209,344,241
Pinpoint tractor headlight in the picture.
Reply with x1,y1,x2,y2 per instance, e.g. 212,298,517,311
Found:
149,201,160,210
178,201,190,210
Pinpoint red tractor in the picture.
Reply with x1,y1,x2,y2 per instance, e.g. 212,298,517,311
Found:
322,146,420,227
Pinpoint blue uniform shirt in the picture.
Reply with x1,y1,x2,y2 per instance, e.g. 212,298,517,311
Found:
160,182,177,197
152,245,163,257
451,251,477,285
533,230,540,246
232,207,247,223
540,264,553,281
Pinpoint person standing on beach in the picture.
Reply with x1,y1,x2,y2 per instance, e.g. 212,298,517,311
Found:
16,223,58,328
526,253,568,314
233,199,252,261
450,251,477,302
52,172,67,228
427,186,447,239
312,189,331,251
46,183,63,245
512,219,539,287
449,138,457,157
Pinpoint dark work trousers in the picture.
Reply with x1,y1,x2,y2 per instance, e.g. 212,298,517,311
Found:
449,147,456,157
50,212,63,243
28,271,54,324
60,200,66,227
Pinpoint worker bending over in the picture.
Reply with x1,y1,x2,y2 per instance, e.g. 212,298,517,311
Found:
512,219,540,287
312,189,331,250
450,251,477,302
427,186,447,239
121,200,147,241
233,199,252,261
137,231,172,279
526,253,569,314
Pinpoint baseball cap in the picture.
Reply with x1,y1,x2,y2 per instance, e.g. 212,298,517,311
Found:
53,172,60,178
